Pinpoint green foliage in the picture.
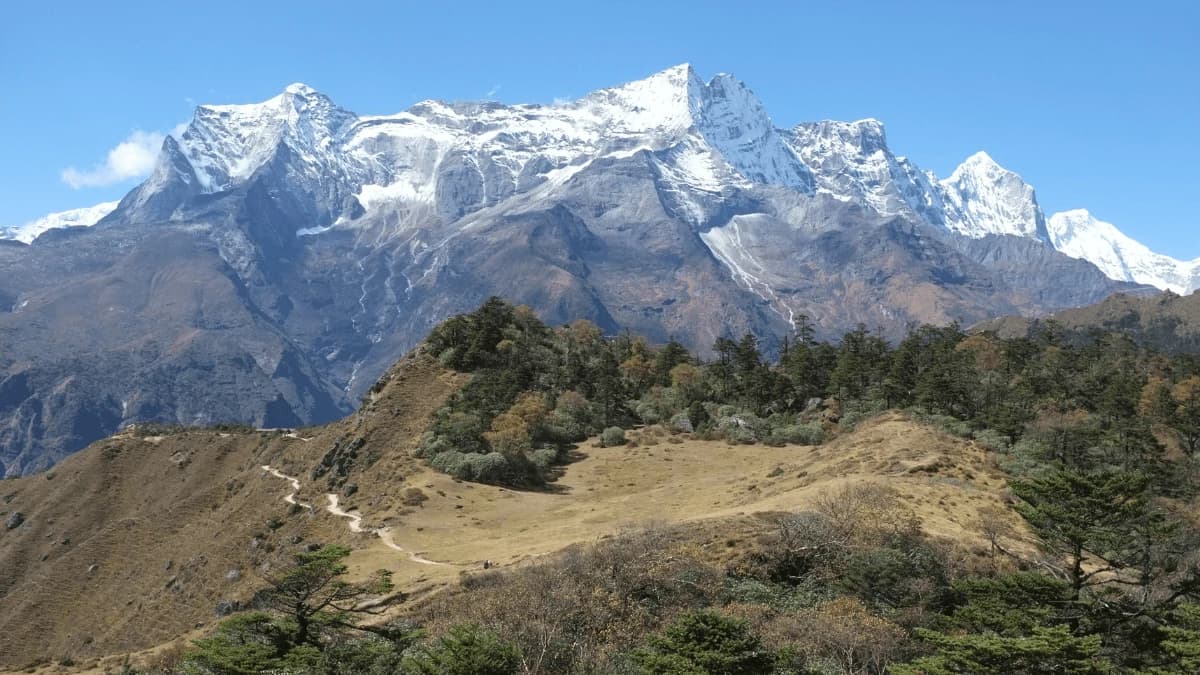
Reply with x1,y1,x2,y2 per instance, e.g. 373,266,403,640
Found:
429,450,517,484
408,299,1200,671
766,421,825,446
249,544,392,647
1010,469,1156,599
893,625,1113,674
631,611,775,675
837,542,949,612
184,612,318,675
403,624,521,675
601,426,627,447
941,572,1074,636
1160,604,1200,672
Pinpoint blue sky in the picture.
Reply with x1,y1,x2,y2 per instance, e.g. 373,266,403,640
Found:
2,0,1196,257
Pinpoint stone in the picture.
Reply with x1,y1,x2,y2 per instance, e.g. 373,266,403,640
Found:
5,511,24,530
215,600,243,616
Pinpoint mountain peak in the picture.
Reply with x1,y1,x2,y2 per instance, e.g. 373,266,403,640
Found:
962,150,997,166
1048,209,1198,294
283,82,319,96
0,201,119,244
939,151,1048,242
949,151,1012,182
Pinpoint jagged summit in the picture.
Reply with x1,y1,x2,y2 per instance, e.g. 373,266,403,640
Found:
8,64,1186,295
939,150,1049,243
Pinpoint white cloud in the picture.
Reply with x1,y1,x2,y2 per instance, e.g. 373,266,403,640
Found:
485,84,501,98
61,130,166,189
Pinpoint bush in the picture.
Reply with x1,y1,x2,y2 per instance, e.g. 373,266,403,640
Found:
529,447,559,473
634,387,686,425
601,426,627,447
403,624,521,674
631,611,775,674
839,399,887,430
908,410,974,438
767,423,825,446
401,488,429,507
668,412,694,433
714,411,770,444
972,428,1012,453
789,597,906,675
429,451,519,485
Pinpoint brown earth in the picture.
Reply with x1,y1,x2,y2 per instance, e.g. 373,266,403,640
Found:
0,354,1030,672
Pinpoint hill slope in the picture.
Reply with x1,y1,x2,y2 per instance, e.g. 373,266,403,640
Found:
0,349,1024,670
0,353,463,666
976,290,1200,353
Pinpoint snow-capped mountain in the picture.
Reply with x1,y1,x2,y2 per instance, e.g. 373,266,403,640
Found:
16,63,1184,292
1048,209,1199,294
119,64,814,232
0,201,118,244
0,64,1150,477
938,152,1050,243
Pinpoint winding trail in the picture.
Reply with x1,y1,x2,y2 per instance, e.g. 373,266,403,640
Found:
261,465,313,509
262,465,450,567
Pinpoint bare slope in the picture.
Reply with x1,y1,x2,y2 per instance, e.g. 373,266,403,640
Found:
0,354,462,667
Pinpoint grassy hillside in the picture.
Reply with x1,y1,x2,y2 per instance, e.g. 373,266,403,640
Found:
4,296,1200,673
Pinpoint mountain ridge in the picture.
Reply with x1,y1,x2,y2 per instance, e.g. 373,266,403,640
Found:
0,64,1152,476
9,66,1188,295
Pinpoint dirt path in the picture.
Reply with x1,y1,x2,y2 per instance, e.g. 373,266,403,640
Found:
261,465,313,509
262,465,451,567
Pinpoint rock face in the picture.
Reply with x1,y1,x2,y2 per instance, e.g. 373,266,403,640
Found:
0,64,1148,476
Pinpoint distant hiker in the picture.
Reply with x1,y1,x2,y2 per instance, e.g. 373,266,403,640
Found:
483,560,492,569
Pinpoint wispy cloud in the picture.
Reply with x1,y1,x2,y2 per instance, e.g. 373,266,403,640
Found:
61,130,166,189
485,84,501,99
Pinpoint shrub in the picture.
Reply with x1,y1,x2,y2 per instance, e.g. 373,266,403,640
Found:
401,488,429,507
634,387,686,425
972,428,1012,453
529,447,559,473
839,399,887,430
631,610,775,674
788,597,906,675
715,411,769,444
403,624,521,674
668,412,694,433
429,451,518,485
601,427,627,447
767,423,825,446
908,410,974,438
